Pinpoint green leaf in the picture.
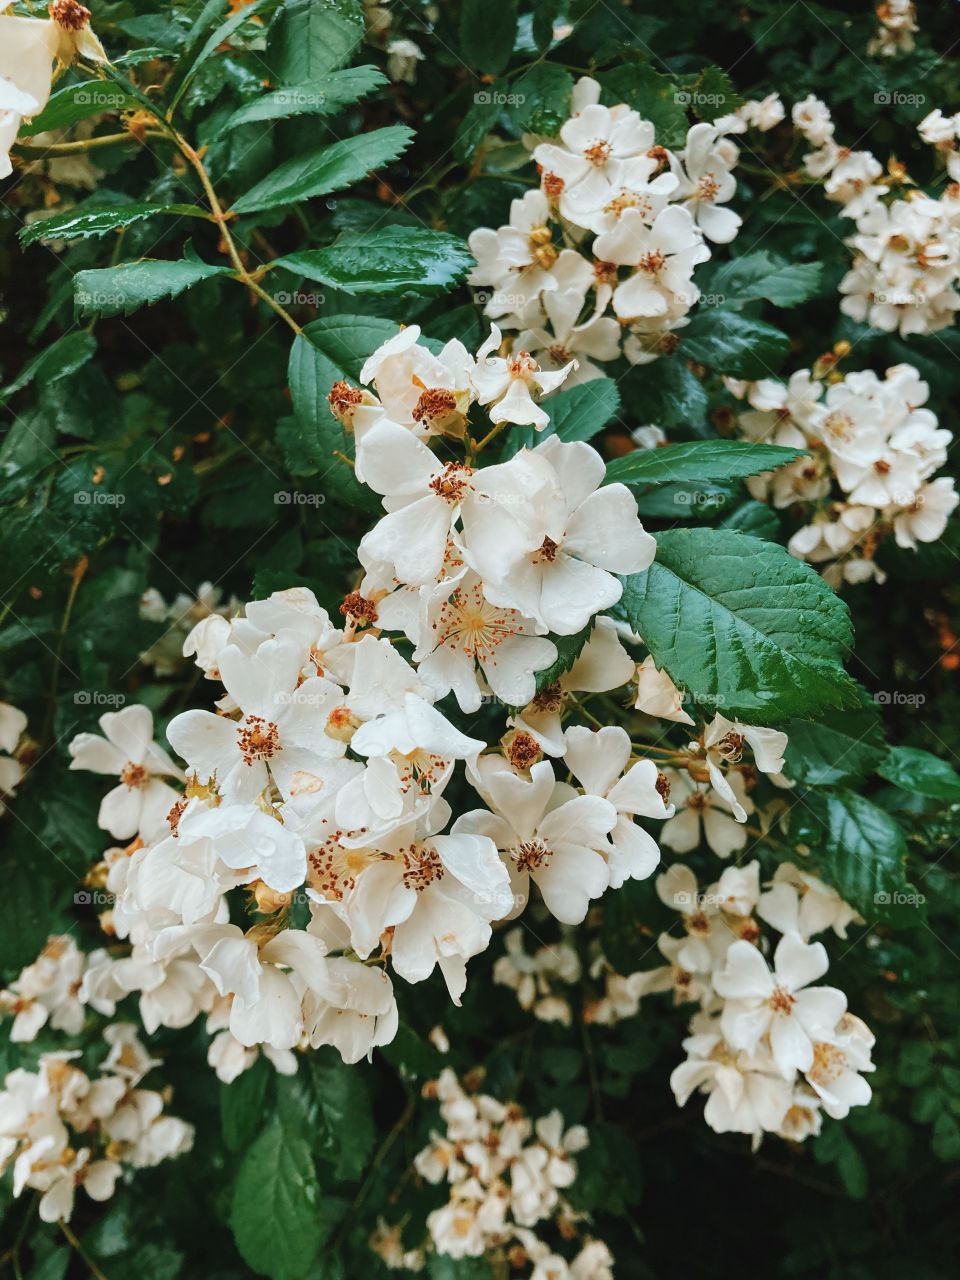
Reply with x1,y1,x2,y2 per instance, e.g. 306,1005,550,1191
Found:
605,440,804,487
784,707,888,786
686,65,743,123
878,746,960,801
509,64,574,133
230,1116,323,1280
74,258,231,318
547,378,621,442
220,66,386,131
720,499,779,539
0,858,51,971
532,622,594,694
168,0,275,113
460,0,518,75
702,251,823,310
24,83,139,134
599,63,688,147
276,227,473,298
18,203,209,248
231,125,414,215
221,1056,272,1153
0,332,96,402
619,528,858,724
308,1055,375,1180
454,89,503,163
680,308,790,379
267,0,365,80
506,378,621,454
800,789,920,924
625,357,708,428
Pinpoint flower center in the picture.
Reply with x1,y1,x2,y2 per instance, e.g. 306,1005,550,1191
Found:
514,840,552,873
534,535,560,563
120,762,149,788
309,833,377,900
584,139,612,166
237,715,280,764
531,682,564,713
507,352,538,380
809,1041,846,1084
696,172,721,202
504,730,542,772
542,171,565,198
769,985,796,1014
546,342,573,365
637,249,666,275
655,771,671,803
401,844,445,892
429,462,473,504
49,0,90,30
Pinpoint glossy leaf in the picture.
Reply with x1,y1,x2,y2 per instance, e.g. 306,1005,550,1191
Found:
276,226,473,297
231,126,413,215
74,258,231,317
220,66,386,131
18,204,209,247
605,440,805,486
619,528,858,723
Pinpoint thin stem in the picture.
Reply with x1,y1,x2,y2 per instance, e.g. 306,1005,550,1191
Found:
472,420,509,455
13,132,171,156
43,556,87,745
60,1221,111,1280
331,1090,416,1252
172,132,303,336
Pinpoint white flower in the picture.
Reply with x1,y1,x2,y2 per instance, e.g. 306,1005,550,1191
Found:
69,705,184,841
563,725,670,886
634,656,694,725
414,568,558,713
757,863,863,940
532,93,657,223
714,936,847,1078
473,436,656,635
469,190,565,318
671,1021,793,1137
671,123,742,243
385,36,424,84
0,702,26,754
167,635,345,803
456,758,615,923
792,95,834,147
359,324,476,439
593,204,710,319
659,769,752,858
472,325,576,430
739,93,785,132
806,1012,875,1118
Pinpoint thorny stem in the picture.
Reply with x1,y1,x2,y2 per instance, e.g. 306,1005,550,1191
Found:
12,131,171,156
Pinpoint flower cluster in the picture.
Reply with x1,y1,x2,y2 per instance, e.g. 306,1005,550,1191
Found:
407,1068,612,1277
0,0,107,179
787,94,960,336
728,360,958,585
637,860,874,1145
467,75,741,374
56,322,677,1081
867,0,918,57
139,581,238,677
0,700,26,811
0,1023,192,1223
